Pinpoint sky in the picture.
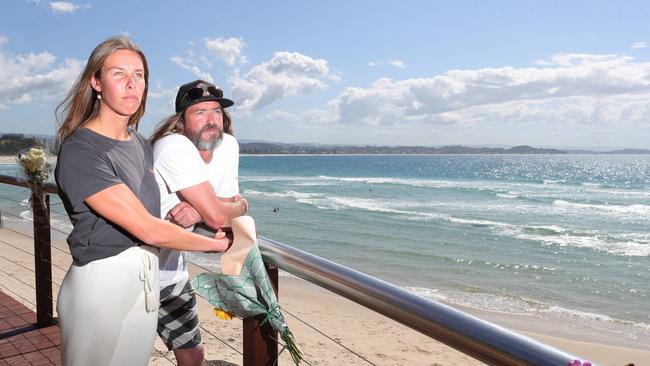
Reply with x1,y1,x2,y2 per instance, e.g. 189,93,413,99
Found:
2,1,650,149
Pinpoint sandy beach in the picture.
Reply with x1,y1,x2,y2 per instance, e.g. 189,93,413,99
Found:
0,155,56,166
0,226,648,366
0,156,17,164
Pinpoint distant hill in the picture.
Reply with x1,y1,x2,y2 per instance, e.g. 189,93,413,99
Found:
0,134,648,155
239,142,650,155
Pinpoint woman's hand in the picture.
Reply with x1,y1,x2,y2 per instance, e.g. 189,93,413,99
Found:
212,228,232,252
201,228,232,253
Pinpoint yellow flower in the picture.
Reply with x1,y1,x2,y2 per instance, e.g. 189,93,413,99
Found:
214,308,234,320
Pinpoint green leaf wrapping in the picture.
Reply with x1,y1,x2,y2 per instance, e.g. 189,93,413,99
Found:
192,242,303,364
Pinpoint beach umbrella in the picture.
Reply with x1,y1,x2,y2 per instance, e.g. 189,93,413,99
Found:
192,216,303,365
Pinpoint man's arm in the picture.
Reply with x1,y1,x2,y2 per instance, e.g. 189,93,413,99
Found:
173,181,247,229
218,193,244,203
154,135,246,229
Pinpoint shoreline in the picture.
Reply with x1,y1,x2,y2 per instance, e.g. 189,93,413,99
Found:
0,226,647,365
0,155,57,165
0,156,17,164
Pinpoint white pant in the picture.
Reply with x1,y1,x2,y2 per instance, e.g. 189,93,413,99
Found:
57,246,160,366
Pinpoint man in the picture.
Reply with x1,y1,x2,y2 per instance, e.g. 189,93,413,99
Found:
150,80,248,366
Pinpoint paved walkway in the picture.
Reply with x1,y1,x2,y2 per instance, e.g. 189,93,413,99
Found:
0,291,60,365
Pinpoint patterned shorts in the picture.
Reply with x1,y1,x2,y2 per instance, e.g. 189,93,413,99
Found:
157,278,202,350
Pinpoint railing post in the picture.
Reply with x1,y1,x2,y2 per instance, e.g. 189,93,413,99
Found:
31,189,55,327
243,264,279,366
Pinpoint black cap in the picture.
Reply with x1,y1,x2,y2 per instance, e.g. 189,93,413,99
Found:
175,80,234,113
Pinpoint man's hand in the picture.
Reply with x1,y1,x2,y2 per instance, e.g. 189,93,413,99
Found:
167,201,202,228
233,194,249,216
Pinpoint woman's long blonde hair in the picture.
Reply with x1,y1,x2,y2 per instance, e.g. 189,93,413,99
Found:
55,36,149,142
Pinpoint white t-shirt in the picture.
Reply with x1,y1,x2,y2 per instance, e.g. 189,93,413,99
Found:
153,133,239,287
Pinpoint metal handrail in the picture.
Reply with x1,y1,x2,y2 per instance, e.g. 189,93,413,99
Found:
0,174,58,194
0,173,592,365
259,236,590,366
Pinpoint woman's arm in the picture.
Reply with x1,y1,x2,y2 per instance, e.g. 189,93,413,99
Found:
85,183,229,252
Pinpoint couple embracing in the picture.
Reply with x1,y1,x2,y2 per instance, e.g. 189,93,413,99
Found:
55,36,247,365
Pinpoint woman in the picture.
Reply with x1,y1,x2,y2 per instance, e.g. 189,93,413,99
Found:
54,36,229,366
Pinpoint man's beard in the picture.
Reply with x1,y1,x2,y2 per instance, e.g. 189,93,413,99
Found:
187,124,223,151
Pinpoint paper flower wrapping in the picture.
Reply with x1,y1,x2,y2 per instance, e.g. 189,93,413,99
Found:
192,216,303,364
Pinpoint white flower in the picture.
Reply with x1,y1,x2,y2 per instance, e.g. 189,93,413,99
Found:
17,147,49,183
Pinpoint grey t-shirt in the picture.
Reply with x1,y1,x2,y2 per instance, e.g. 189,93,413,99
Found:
55,128,161,266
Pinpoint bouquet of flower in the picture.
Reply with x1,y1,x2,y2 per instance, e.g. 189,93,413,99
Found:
17,147,50,185
192,216,303,365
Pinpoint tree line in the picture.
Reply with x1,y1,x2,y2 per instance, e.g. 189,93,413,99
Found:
0,134,51,155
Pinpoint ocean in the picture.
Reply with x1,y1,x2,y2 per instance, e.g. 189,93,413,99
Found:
1,154,649,348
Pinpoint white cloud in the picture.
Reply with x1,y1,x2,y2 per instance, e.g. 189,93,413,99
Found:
170,38,245,83
632,41,647,49
170,55,213,83
435,94,650,127
145,80,183,118
330,53,650,128
231,51,331,110
147,80,178,101
264,110,299,122
388,60,406,69
49,1,84,14
204,37,247,66
368,59,407,69
0,35,7,47
0,48,83,108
